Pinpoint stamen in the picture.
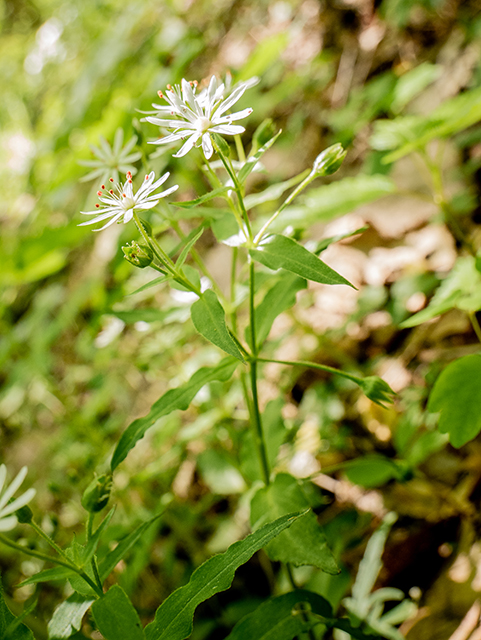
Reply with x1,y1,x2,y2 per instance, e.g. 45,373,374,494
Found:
101,185,105,189
97,191,102,196
109,178,114,183
158,91,163,98
109,190,114,194
122,193,127,198
96,204,100,208
145,175,149,180
167,84,172,90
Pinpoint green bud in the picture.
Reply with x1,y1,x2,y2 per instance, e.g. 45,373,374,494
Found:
122,241,153,268
312,143,346,177
81,473,112,513
358,376,395,408
16,505,34,524
253,119,276,148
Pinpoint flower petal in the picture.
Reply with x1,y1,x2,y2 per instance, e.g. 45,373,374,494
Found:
173,133,201,158
202,133,213,159
0,466,27,511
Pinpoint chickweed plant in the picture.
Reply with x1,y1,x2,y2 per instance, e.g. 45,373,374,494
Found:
2,70,481,640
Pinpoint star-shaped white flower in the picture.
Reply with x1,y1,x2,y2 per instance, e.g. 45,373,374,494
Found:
79,171,178,231
146,76,253,159
0,465,36,532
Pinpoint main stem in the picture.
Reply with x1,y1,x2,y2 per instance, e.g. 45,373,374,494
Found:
249,259,270,485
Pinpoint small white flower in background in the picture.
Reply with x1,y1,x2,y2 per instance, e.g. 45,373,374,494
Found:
0,465,36,532
78,128,142,184
146,76,254,159
79,171,179,231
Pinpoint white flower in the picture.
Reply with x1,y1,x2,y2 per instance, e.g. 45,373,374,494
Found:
79,171,179,231
0,465,36,532
146,76,253,159
78,128,142,185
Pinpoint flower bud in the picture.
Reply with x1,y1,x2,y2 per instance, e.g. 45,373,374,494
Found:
16,505,34,524
122,241,153,268
358,376,395,407
312,143,346,177
81,474,112,513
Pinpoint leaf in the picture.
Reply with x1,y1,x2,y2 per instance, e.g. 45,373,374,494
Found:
250,235,354,287
0,580,34,640
343,455,402,488
391,62,441,114
111,358,239,470
175,227,204,270
191,290,245,361
144,512,306,640
400,256,481,328
80,508,115,565
172,187,230,209
47,593,95,640
99,514,162,581
225,590,379,640
253,273,307,348
197,450,246,494
238,130,282,183
276,175,396,230
127,276,170,296
17,566,76,588
428,354,481,448
251,474,339,574
91,586,144,640
244,171,308,209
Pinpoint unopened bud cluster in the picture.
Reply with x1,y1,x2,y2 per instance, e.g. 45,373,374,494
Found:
122,241,154,268
312,143,347,177
81,473,113,513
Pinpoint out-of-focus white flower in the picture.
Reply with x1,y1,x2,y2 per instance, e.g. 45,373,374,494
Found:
0,465,36,532
78,128,142,185
146,76,254,159
79,171,178,231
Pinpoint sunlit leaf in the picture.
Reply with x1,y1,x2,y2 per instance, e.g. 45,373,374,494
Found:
47,593,94,640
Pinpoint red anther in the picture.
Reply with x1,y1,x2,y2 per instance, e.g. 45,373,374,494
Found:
122,193,126,197
128,179,132,184
171,111,174,115
109,190,114,194
189,81,194,86
158,91,163,98
96,204,100,208
167,84,172,90
145,175,149,180
109,177,114,182
193,80,198,87
126,171,132,179
101,184,105,189
97,191,102,196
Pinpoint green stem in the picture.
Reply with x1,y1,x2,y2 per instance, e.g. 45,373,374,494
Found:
213,140,253,241
254,169,314,245
87,513,103,592
257,357,362,385
30,520,70,561
234,134,246,163
247,259,270,485
285,564,317,640
0,534,103,597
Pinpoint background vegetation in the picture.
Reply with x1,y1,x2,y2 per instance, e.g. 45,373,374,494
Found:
2,0,481,638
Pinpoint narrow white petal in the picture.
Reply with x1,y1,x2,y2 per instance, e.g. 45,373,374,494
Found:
93,211,125,231
173,133,201,158
148,132,189,146
0,488,36,518
158,184,179,198
0,465,7,495
210,124,245,135
216,84,248,116
123,209,134,223
215,107,253,123
80,206,120,216
0,467,27,511
0,516,18,531
202,134,213,159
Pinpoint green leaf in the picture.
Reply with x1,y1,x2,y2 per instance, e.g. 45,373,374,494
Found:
428,354,481,448
251,474,339,574
175,227,204,270
238,130,282,183
92,586,144,640
127,276,170,296
400,256,481,328
191,290,245,361
17,566,76,588
343,455,402,488
99,514,162,581
0,580,34,640
172,187,230,209
80,507,115,565
244,171,308,210
47,593,94,640
197,449,246,494
225,590,379,640
391,62,441,114
250,235,354,287
111,358,238,470
144,512,306,640
276,175,396,230
253,273,307,348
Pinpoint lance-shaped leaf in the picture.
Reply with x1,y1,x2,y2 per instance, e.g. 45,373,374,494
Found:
92,586,144,640
238,130,282,183
17,566,76,588
0,581,34,640
175,227,204,270
251,473,338,574
250,274,306,348
144,512,306,640
428,354,481,448
47,593,94,639
250,235,354,287
111,358,238,470
225,590,379,640
172,187,231,209
191,290,245,361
